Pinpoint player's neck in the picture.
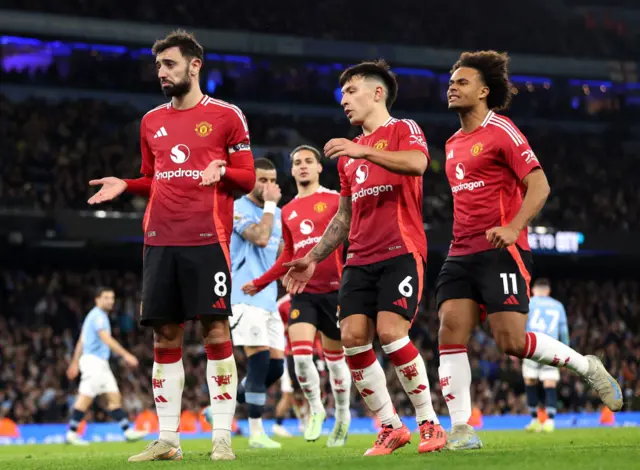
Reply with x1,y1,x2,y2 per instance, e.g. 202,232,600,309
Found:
247,193,264,208
459,107,490,134
296,181,320,198
171,87,204,111
361,109,391,136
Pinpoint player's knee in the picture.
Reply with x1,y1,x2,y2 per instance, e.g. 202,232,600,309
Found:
202,318,231,344
376,326,407,346
153,323,184,347
340,326,369,349
493,329,525,356
438,311,466,344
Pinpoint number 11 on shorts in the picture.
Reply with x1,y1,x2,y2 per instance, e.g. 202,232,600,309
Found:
500,272,518,295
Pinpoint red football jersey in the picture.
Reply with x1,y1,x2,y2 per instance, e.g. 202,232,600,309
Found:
445,111,542,256
338,118,429,266
139,95,253,246
253,187,343,294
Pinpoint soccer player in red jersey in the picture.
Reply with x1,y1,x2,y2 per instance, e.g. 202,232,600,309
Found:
242,145,352,446
436,51,623,450
282,61,446,456
86,30,255,461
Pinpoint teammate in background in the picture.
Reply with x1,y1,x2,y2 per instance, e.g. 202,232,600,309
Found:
435,50,623,450
523,278,568,433
87,30,256,461
66,287,147,445
242,145,352,446
228,157,285,449
282,61,446,456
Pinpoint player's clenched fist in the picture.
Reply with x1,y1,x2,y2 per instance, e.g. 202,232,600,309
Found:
200,160,227,186
324,138,369,160
88,177,128,204
262,182,282,203
241,281,259,296
486,226,520,249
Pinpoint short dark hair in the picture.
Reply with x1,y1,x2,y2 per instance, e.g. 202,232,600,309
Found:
95,286,114,298
533,278,551,289
339,60,398,109
290,145,321,166
451,50,512,111
152,29,204,63
254,157,276,171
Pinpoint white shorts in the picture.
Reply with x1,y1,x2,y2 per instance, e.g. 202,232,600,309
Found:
280,359,294,394
230,304,285,350
78,354,119,398
522,358,560,382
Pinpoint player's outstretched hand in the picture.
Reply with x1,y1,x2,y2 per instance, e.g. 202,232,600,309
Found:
66,363,79,380
88,177,127,205
282,256,317,294
241,281,259,296
486,226,520,249
200,160,227,186
324,138,368,160
124,353,139,368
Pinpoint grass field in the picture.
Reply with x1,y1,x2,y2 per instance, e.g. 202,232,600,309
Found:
1,428,638,470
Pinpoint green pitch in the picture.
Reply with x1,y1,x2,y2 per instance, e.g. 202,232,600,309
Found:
1,428,638,470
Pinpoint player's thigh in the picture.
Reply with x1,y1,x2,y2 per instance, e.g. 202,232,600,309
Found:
177,244,232,321
522,358,542,381
540,367,560,384
376,253,424,324
289,293,320,337
230,304,270,348
478,247,533,315
315,291,341,341
267,310,286,353
338,265,377,322
141,245,182,326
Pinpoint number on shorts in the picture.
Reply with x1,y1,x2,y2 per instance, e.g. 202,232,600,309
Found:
500,272,518,295
398,276,413,297
214,272,228,297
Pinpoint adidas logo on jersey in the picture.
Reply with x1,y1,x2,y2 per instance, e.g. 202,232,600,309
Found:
288,211,298,220
154,127,168,138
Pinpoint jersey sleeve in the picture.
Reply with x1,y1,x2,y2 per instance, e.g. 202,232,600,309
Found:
558,304,569,345
396,119,430,161
94,312,109,332
498,120,542,181
233,201,260,236
226,106,251,157
222,106,255,193
253,217,294,291
338,158,351,197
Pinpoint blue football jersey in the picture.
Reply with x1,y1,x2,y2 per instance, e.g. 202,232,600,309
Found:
81,306,111,360
230,196,282,312
527,296,569,345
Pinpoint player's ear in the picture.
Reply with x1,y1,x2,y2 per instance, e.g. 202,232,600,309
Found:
479,85,490,102
190,58,202,77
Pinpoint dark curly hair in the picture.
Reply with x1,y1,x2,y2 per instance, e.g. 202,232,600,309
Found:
152,29,204,63
339,59,399,110
451,51,512,111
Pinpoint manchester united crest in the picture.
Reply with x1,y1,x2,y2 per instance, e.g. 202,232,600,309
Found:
313,202,327,213
195,121,213,138
291,309,300,319
471,142,483,156
374,139,388,150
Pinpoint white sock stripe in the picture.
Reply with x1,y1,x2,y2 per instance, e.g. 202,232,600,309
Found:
292,346,314,354
381,336,411,355
343,344,373,356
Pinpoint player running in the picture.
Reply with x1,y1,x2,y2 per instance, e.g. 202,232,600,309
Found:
242,145,352,446
436,50,623,451
523,278,568,433
227,157,285,449
282,61,446,456
65,287,147,445
87,30,256,461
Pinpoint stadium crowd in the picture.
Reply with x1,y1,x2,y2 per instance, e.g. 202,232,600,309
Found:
1,95,638,231
3,0,636,59
1,268,638,425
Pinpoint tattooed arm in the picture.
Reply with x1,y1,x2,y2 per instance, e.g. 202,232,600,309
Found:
308,196,352,263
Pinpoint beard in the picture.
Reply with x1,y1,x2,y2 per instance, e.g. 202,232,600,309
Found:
161,72,191,98
298,180,310,187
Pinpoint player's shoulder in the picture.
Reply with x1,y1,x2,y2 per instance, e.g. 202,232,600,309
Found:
483,111,527,146
142,102,171,124
388,117,423,134
317,186,340,197
550,297,566,310
201,95,246,118
446,129,463,146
